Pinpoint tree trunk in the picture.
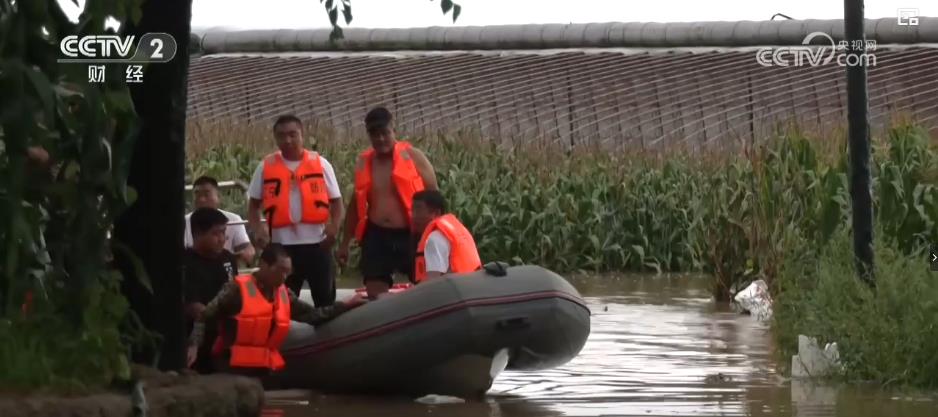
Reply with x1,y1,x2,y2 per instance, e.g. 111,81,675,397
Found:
114,0,192,370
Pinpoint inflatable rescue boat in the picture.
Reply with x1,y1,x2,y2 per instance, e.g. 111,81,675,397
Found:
268,263,591,397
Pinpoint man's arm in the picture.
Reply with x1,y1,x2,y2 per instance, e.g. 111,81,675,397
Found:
340,193,358,247
327,198,344,243
321,158,345,246
188,281,240,347
287,289,349,326
234,242,256,266
246,162,268,246
409,147,438,191
340,155,366,248
421,231,451,282
184,303,206,321
248,199,263,234
230,215,256,265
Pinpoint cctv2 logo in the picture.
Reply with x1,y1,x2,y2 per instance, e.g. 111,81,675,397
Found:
58,33,177,63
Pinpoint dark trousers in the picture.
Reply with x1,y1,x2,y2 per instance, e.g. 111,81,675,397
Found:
284,243,335,307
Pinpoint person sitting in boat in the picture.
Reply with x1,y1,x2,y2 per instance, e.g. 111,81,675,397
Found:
186,243,367,377
185,176,255,266
183,207,240,374
411,190,482,283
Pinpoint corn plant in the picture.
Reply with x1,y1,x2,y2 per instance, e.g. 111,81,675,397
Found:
186,121,938,301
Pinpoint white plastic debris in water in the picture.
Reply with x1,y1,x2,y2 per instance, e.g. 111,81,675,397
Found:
415,394,466,405
791,378,837,417
733,279,773,322
490,348,510,380
791,335,841,378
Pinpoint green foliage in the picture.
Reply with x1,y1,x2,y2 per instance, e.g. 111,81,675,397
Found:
319,0,462,41
773,229,938,388
876,124,938,253
0,0,155,391
0,0,467,393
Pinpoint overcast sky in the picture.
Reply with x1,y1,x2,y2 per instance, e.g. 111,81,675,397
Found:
190,0,935,30
56,0,935,31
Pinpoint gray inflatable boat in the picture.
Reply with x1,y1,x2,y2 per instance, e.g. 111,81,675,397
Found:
268,264,591,397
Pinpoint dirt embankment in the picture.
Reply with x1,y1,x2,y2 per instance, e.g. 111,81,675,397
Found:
0,366,264,417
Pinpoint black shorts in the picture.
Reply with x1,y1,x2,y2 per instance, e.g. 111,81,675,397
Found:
359,221,415,286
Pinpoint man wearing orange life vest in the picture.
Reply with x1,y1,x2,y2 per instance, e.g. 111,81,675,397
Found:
336,107,439,298
411,190,482,283
186,243,366,376
247,115,344,307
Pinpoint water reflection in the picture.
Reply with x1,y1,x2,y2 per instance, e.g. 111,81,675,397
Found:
280,274,937,416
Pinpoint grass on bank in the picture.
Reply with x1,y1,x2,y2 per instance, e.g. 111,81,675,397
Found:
773,229,938,388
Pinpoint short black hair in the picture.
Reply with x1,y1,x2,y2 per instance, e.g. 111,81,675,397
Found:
190,207,228,237
192,175,218,189
364,107,392,132
260,243,290,266
413,190,447,214
273,114,303,131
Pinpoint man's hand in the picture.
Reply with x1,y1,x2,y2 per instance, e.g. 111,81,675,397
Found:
184,303,206,321
323,222,339,248
253,223,270,249
336,241,350,267
186,345,199,368
376,291,397,300
27,146,50,166
341,293,368,309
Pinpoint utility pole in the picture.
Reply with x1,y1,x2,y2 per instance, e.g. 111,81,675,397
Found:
843,0,875,287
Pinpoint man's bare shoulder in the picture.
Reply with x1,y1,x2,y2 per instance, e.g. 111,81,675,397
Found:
405,146,432,166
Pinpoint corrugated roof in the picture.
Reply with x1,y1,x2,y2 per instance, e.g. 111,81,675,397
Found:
187,46,938,150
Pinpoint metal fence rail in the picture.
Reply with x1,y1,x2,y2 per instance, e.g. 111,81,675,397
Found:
185,180,263,225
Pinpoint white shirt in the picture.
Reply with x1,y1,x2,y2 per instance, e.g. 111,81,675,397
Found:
423,230,451,274
247,154,342,245
184,209,251,253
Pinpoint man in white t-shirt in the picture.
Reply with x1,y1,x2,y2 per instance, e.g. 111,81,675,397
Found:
246,115,344,307
185,176,255,266
411,190,482,284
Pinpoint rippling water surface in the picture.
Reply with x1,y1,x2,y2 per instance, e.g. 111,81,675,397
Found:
278,274,938,417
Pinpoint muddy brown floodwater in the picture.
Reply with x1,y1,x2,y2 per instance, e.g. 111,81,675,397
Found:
280,274,938,417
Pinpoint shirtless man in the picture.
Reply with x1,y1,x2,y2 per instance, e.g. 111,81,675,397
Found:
336,107,438,299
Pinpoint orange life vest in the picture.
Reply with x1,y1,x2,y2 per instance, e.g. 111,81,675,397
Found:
353,141,425,241
262,150,330,229
224,274,292,371
414,214,482,283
